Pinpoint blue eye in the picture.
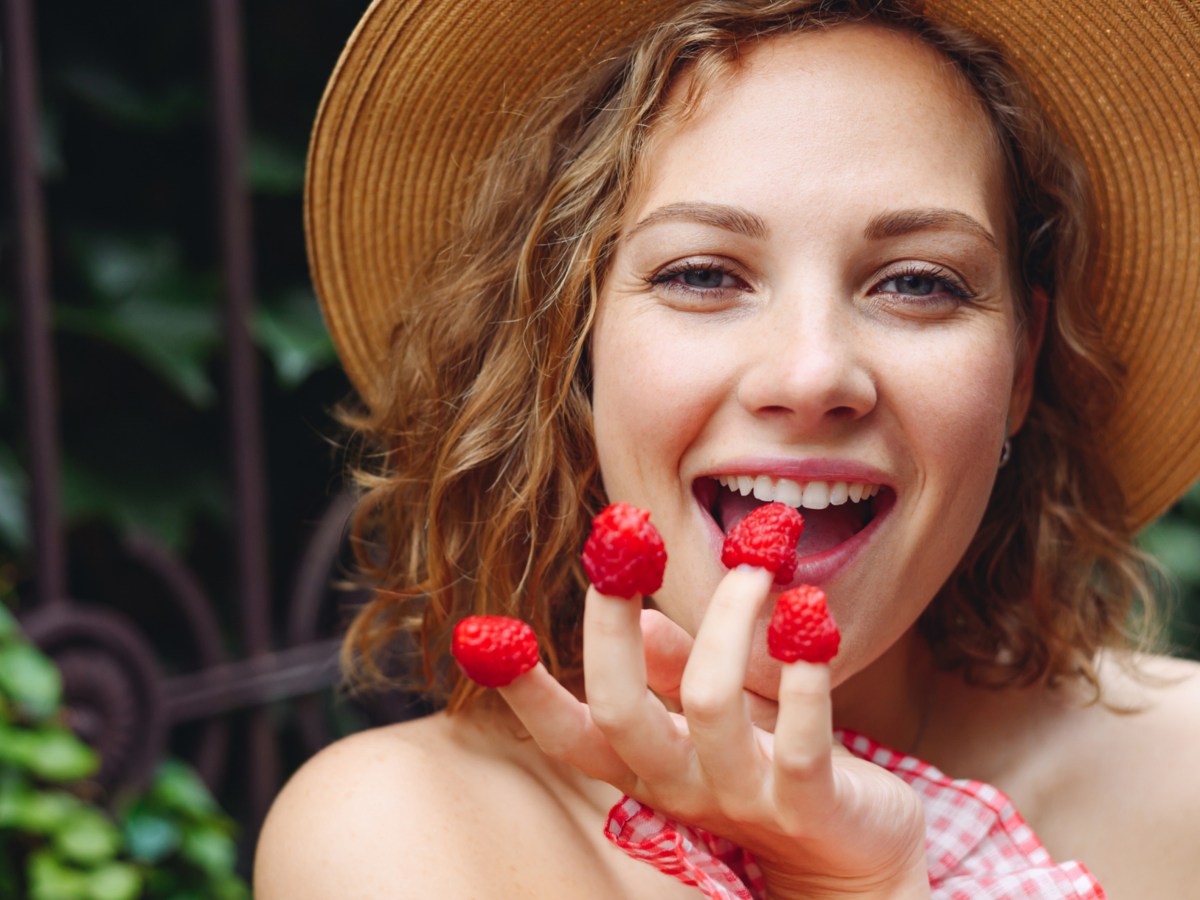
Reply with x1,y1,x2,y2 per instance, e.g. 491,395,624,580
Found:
646,259,750,307
651,264,740,291
886,273,938,296
877,266,973,303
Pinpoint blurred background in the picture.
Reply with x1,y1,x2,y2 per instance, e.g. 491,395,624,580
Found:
2,0,1198,895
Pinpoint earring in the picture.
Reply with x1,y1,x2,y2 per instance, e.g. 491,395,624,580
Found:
999,438,1012,468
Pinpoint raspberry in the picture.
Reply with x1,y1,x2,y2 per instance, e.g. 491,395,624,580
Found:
581,502,667,599
767,585,840,664
451,615,540,687
720,502,804,584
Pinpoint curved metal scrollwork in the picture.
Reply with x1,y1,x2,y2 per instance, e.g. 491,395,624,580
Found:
20,602,167,794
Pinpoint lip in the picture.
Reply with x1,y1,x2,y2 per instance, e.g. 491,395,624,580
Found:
698,456,895,487
692,456,896,586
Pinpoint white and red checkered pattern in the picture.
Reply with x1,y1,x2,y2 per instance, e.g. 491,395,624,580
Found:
605,729,1105,899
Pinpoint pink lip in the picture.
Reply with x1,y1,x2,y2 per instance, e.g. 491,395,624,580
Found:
692,456,896,587
698,456,894,487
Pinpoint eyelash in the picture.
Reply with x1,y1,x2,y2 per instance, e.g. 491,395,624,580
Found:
646,259,747,299
646,260,976,305
876,263,976,303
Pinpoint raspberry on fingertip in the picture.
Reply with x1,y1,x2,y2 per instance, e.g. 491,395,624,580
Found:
768,584,840,664
581,502,667,598
721,502,804,584
452,615,541,687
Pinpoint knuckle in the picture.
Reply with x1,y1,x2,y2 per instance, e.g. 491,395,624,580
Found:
714,790,758,824
587,694,640,735
774,747,825,780
534,726,586,761
665,792,708,825
679,676,734,727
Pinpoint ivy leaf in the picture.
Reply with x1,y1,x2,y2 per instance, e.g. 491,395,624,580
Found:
0,643,62,719
1141,517,1200,587
0,443,28,552
25,727,100,783
180,824,237,878
27,848,89,900
0,724,37,769
70,232,179,305
57,64,202,131
149,760,217,818
53,808,121,865
60,232,222,407
0,788,82,835
255,287,337,387
61,455,227,552
0,601,20,643
0,775,33,828
247,134,306,195
121,803,181,863
85,862,143,900
212,874,253,900
56,296,221,407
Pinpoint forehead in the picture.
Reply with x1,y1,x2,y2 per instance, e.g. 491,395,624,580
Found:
630,23,1008,242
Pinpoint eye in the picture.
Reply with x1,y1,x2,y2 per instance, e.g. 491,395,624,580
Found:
674,267,736,290
874,264,975,306
647,259,749,302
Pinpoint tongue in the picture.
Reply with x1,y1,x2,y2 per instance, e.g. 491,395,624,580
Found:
718,492,867,557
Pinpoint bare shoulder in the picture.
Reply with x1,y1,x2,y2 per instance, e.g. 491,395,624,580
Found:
1095,652,1200,748
253,712,500,899
1039,653,1200,895
253,707,675,899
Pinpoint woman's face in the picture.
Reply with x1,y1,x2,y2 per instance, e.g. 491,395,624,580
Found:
591,24,1033,701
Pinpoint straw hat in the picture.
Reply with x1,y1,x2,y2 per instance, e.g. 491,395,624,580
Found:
306,0,1200,528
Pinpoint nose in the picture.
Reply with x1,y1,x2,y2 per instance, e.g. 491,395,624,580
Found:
735,295,877,430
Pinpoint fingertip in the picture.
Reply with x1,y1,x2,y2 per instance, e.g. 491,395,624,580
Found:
777,655,833,698
721,564,775,593
494,659,552,699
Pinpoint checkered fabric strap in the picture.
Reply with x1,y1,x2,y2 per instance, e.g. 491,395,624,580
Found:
604,730,1105,900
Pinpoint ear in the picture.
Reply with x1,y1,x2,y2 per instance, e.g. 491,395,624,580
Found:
1008,286,1048,433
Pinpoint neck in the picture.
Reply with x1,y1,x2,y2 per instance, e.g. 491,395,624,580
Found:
831,628,935,756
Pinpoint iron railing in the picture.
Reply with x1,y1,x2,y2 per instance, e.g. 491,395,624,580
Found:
3,0,392,842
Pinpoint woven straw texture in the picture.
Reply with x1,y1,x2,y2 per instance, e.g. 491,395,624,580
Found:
306,0,1200,527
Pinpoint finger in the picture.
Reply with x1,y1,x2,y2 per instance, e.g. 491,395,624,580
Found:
497,663,634,789
584,586,687,780
641,608,692,708
771,658,836,820
679,566,774,795
644,605,780,729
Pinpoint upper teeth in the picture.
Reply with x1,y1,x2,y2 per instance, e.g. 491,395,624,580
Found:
714,474,881,510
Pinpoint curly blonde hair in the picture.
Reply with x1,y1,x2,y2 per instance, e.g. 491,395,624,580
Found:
338,0,1156,710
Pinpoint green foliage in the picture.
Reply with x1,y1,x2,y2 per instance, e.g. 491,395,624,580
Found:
1139,481,1200,656
0,600,249,899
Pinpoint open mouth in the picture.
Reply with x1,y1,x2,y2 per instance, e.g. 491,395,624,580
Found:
695,474,893,558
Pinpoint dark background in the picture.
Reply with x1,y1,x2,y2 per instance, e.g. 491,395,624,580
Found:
3,0,1198,876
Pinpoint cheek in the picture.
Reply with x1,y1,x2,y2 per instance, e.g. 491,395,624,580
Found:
591,309,722,492
892,326,1016,533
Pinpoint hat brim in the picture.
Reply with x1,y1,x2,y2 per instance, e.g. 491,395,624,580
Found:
306,0,1200,528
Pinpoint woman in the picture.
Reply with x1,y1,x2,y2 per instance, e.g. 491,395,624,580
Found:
256,0,1200,896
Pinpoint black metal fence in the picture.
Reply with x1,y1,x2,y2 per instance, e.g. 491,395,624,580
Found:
2,0,406,855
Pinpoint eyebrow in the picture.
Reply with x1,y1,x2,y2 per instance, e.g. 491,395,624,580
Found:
863,208,998,252
625,202,768,240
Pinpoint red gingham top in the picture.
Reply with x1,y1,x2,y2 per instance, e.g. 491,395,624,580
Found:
605,730,1106,899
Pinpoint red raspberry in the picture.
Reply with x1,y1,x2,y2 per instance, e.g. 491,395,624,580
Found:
581,502,667,599
720,502,804,584
451,615,540,687
767,585,840,664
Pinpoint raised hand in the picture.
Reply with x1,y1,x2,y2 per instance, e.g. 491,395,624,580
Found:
494,566,929,899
